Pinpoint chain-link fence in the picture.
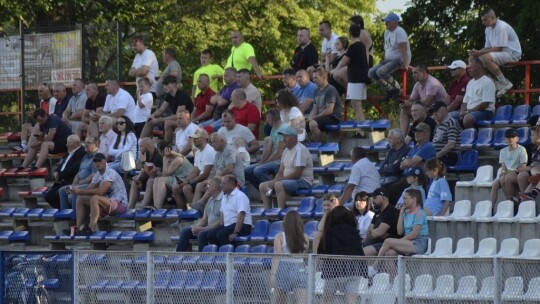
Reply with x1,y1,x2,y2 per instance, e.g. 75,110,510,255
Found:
1,251,73,304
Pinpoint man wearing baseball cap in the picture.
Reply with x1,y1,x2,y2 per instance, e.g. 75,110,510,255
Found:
446,60,470,119
430,101,461,166
363,188,401,256
368,12,411,102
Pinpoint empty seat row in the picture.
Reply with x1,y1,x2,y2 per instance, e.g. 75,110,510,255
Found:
430,199,537,222
426,237,540,258
45,231,153,242
293,184,345,196
461,127,530,149
231,220,318,242
305,142,340,154
476,104,531,126
0,167,49,177
0,230,29,242
446,150,478,173
325,119,391,131
313,161,353,173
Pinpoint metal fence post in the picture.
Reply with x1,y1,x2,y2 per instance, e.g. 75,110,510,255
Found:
81,22,86,82
146,251,154,304
225,252,233,304
0,251,4,304
116,21,122,82
19,19,26,124
72,250,77,304
397,256,405,304
307,254,314,304
494,257,501,304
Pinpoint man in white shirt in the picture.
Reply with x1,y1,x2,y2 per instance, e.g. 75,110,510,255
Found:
469,8,521,96
174,109,198,156
339,147,381,204
460,56,496,129
318,20,339,65
218,110,260,153
101,80,136,122
128,34,159,95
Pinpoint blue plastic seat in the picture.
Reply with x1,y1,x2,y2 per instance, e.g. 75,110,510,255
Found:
149,209,168,219
355,120,374,129
133,209,153,219
517,127,531,145
53,209,75,219
116,209,136,219
43,278,60,289
105,280,124,289
319,142,339,153
265,220,283,241
325,123,341,131
492,127,510,148
301,198,322,219
369,119,391,130
89,231,108,241
121,280,140,291
78,253,107,264
165,209,181,219
133,231,154,241
372,139,391,151
474,128,494,148
511,104,530,124
9,231,29,241
447,150,479,172
250,207,265,217
340,120,357,129
460,128,477,149
104,231,122,240
310,185,329,195
154,270,172,290
168,270,189,290
235,244,250,253
200,270,223,291
179,209,200,220
304,220,319,240
26,208,44,218
0,231,13,240
251,244,267,253
184,270,205,290
263,208,283,218
306,142,322,153
89,280,109,290
41,208,59,219
12,208,30,218
491,105,513,125
165,255,183,265
119,231,137,240
183,245,216,265
327,184,345,195
313,198,325,219
233,245,251,266
242,220,269,242
0,208,15,217
294,188,312,196
297,197,316,217
327,162,348,172
313,165,328,173
533,105,540,117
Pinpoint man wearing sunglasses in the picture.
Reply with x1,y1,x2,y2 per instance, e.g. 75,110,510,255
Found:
445,60,470,120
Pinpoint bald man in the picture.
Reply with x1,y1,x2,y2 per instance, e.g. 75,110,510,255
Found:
294,69,317,114
225,30,264,79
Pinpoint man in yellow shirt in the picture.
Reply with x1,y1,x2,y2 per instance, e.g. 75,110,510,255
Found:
192,49,224,99
225,30,264,79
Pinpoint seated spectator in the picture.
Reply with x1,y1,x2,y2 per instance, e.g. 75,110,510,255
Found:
142,75,194,142
518,128,540,199
69,152,128,235
352,191,375,240
276,89,306,141
290,27,318,71
191,74,216,125
61,78,88,134
173,128,215,211
206,175,252,247
282,68,301,94
318,205,366,304
217,110,259,153
77,82,105,139
404,102,436,145
379,129,410,188
313,194,339,253
201,67,239,131
21,109,72,169
237,69,263,112
100,80,136,122
339,147,381,204
445,60,470,120
97,116,117,158
107,116,137,173
491,128,527,206
271,210,309,304
52,83,71,118
58,136,99,213
173,110,198,156
363,188,400,256
399,64,447,134
133,78,154,138
424,157,452,216
460,56,496,129
176,177,222,252
191,49,224,100
430,101,461,166
378,189,429,256
244,109,284,191
44,135,86,208
127,138,164,209
307,67,342,142
260,126,313,209
234,137,250,167
294,69,317,115
396,166,427,209
230,89,261,139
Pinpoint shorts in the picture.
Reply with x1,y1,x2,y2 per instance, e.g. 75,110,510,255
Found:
281,179,311,194
346,83,367,100
324,276,363,294
466,110,493,123
363,242,383,253
410,236,429,255
487,51,521,66
312,115,340,131
100,199,127,217
51,138,68,154
275,260,307,292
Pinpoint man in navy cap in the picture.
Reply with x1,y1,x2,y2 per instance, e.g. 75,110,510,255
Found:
368,13,411,102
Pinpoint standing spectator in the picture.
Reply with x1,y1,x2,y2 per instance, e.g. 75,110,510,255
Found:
21,109,72,169
107,116,137,173
294,69,317,115
276,89,306,141
97,116,117,158
62,78,87,133
217,110,259,153
77,82,105,139
237,69,263,112
155,46,182,100
202,67,239,130
260,126,313,209
176,177,222,252
318,206,366,304
325,37,348,96
291,27,318,71
230,89,261,139
339,147,381,204
307,67,342,142
173,110,199,156
101,80,136,122
192,49,224,99
379,129,411,187
424,158,453,216
207,175,253,247
349,15,374,66
318,20,339,65
404,102,437,145
363,188,401,256
225,30,264,79
70,153,128,235
445,60,470,119
191,74,216,125
271,210,309,304
430,101,461,166
127,138,163,209
129,34,159,95
369,13,411,102
400,65,448,134
460,56,496,129
469,8,521,96
133,78,154,138
493,128,527,205
352,191,375,240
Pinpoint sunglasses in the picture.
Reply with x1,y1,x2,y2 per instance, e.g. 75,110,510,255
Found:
116,121,126,125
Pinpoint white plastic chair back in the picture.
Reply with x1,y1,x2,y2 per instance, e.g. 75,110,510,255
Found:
409,274,432,296
524,277,540,299
515,200,536,219
455,275,477,296
493,200,514,219
502,276,523,298
432,275,454,296
478,276,495,298
453,237,475,256
430,237,453,257
450,200,472,218
497,238,520,257
519,239,540,258
370,273,390,291
475,238,497,257
471,200,493,218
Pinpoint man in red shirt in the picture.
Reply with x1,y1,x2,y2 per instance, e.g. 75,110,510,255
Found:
445,60,470,120
230,89,261,139
192,74,216,125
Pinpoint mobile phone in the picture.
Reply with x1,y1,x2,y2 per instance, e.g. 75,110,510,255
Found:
175,176,183,183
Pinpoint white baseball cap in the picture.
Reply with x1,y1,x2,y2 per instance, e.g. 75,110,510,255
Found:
447,60,467,69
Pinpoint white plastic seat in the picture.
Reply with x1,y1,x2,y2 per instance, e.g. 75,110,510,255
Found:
502,276,524,301
407,274,433,298
453,275,478,299
458,200,492,221
315,271,324,294
431,275,455,299
475,238,497,257
496,238,520,257
518,239,540,258
497,200,536,222
476,200,512,222
429,237,453,257
452,237,475,257
391,274,411,294
456,165,493,187
477,276,495,300
477,168,502,187
360,273,390,304
523,277,540,300
433,200,471,221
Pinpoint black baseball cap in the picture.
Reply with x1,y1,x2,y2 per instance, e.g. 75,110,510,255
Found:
93,153,106,161
369,188,390,199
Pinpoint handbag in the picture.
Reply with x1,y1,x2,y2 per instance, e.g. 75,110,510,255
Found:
120,151,136,171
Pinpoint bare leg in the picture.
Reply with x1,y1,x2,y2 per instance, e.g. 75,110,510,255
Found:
274,181,287,209
503,171,518,200
153,177,168,208
164,120,178,143
35,141,54,167
312,231,322,254
363,245,378,256
400,107,411,134
191,181,208,206
89,195,112,231
333,66,348,88
21,147,38,168
182,184,195,206
76,195,91,228
141,178,155,207
128,180,141,209
350,100,364,122
378,238,416,257
88,121,99,138
517,171,530,193
462,114,476,129
309,120,322,142
75,122,87,138
259,181,273,209
294,288,307,304
140,121,155,139
172,183,185,209
479,53,503,77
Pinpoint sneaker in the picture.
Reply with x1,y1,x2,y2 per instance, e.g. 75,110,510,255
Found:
75,226,93,236
496,81,513,97
8,144,25,152
383,88,401,102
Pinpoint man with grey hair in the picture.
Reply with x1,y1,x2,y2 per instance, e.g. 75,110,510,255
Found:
339,147,381,204
379,128,410,186
97,116,117,157
100,79,136,121
62,78,88,133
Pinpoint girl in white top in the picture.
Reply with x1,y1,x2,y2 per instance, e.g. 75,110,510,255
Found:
351,191,374,239
108,115,138,173
133,78,154,138
234,137,250,167
275,89,306,142
272,210,309,304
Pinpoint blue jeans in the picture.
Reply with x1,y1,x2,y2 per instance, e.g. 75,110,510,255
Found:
368,59,403,87
59,183,89,214
206,224,252,247
281,179,311,193
244,160,281,189
176,227,213,252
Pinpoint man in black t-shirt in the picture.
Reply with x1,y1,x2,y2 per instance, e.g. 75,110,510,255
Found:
363,188,401,256
290,28,318,71
405,102,437,145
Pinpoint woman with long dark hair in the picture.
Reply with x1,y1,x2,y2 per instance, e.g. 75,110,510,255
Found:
351,191,374,239
107,115,137,172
